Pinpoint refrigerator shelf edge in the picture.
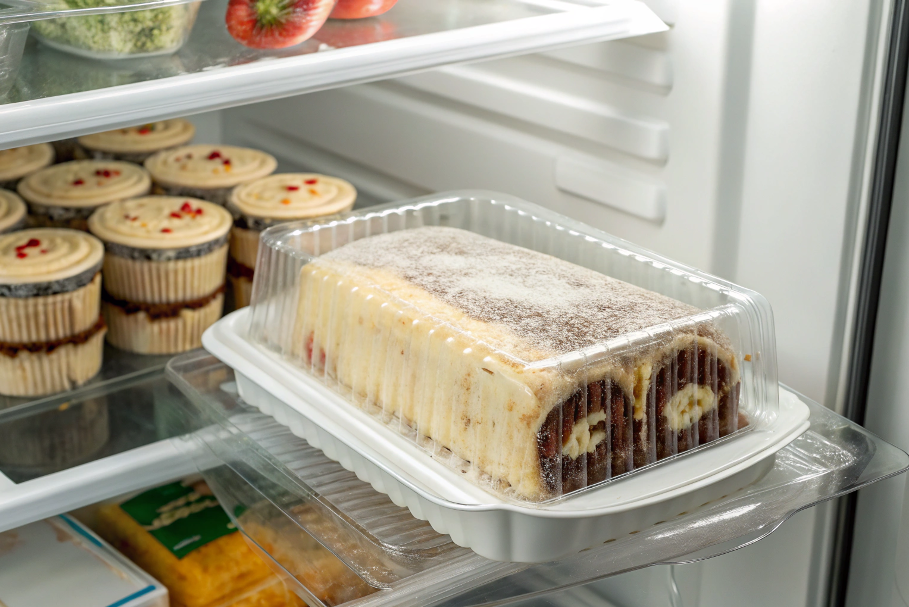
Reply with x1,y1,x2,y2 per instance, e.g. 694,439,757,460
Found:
0,0,666,148
164,352,909,607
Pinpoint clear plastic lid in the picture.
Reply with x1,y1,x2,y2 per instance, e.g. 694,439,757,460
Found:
166,352,908,607
246,191,778,502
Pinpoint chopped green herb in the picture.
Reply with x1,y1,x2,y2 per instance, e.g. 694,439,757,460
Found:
32,0,199,56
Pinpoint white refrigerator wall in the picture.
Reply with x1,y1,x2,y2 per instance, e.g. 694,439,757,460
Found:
218,0,891,605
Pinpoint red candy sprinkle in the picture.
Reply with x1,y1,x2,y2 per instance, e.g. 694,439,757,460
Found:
207,151,222,160
223,159,231,166
180,202,193,212
14,238,40,258
138,124,153,135
94,169,112,178
170,212,182,219
40,249,47,254
286,185,300,191
73,179,84,186
161,228,172,233
304,179,317,185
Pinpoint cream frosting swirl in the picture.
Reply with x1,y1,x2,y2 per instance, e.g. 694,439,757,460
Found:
79,119,196,154
144,144,277,189
0,228,103,285
0,143,55,181
88,196,232,250
229,173,357,220
18,160,151,208
0,189,26,232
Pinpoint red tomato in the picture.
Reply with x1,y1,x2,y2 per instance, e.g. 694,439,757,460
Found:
329,0,397,19
226,0,337,49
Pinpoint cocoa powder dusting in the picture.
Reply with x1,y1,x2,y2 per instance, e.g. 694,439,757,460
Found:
321,227,706,358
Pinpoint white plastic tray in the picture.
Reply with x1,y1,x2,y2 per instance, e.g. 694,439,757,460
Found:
203,309,810,562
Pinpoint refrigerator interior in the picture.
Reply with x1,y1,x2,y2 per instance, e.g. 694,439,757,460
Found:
0,0,907,604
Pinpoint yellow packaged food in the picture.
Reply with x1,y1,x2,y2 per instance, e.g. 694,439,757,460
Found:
95,479,300,607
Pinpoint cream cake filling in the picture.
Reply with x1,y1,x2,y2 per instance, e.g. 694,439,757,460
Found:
230,173,356,220
18,160,150,207
79,119,195,154
0,144,54,181
561,410,608,459
145,145,277,189
0,228,104,284
88,196,232,250
663,384,718,432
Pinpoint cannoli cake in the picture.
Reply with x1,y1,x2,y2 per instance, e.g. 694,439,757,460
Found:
144,144,277,206
0,228,106,396
78,119,196,163
88,196,231,354
228,173,356,308
294,227,742,501
18,160,151,230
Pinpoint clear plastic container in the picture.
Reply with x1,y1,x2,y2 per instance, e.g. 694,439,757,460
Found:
0,515,168,607
245,191,778,503
25,0,201,59
0,23,28,98
165,351,909,607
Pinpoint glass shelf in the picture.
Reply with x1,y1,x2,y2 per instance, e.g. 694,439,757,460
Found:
0,0,665,148
166,351,909,607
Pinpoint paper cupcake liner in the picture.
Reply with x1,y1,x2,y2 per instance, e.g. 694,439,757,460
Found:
230,226,260,269
0,273,101,343
0,395,109,473
103,244,228,304
229,275,253,309
103,292,224,354
153,182,233,206
0,326,105,397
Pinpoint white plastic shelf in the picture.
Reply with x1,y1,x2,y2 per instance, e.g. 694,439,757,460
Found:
0,0,665,148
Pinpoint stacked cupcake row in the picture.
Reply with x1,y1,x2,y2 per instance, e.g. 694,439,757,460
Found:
0,196,230,396
1,120,358,398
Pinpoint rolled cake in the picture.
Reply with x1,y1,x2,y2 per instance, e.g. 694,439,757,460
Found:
18,160,151,231
145,144,277,206
228,173,356,308
0,228,106,396
0,189,27,233
78,119,196,163
88,196,231,354
0,143,54,190
294,227,742,501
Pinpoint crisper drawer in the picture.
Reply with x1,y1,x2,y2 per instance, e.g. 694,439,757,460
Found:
166,351,908,607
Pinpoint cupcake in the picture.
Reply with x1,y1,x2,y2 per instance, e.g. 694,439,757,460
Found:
0,143,55,190
18,160,151,231
0,189,27,233
144,144,277,206
0,228,106,397
78,119,196,164
228,173,356,308
88,196,232,354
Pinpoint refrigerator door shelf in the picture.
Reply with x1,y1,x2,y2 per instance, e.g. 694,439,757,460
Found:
201,308,809,563
0,0,666,149
165,351,908,607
